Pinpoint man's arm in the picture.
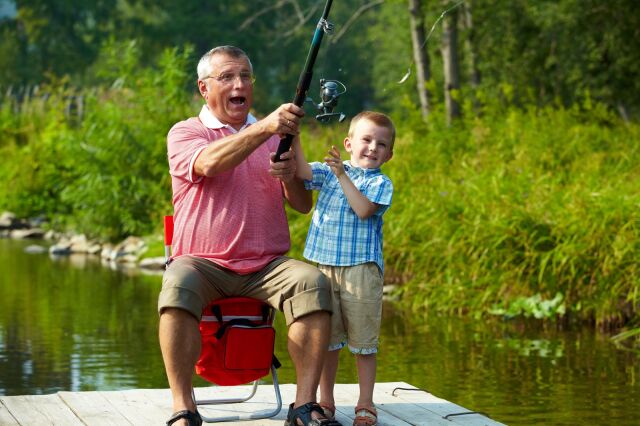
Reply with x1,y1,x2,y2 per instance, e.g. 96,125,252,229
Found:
194,103,304,177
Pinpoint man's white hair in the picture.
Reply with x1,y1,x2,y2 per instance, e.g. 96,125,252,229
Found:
197,46,253,80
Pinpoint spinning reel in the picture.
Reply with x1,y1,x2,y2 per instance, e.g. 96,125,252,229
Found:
306,78,347,123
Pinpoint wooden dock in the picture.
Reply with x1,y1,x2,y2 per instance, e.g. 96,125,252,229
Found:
0,382,505,425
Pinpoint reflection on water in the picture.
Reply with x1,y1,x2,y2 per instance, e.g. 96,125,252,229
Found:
1,239,638,425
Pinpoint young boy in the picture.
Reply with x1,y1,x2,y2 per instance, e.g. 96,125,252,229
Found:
294,111,395,426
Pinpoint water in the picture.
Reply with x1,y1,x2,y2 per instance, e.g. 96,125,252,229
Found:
1,238,638,425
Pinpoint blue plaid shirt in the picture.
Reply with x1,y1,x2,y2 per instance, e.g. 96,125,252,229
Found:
303,161,393,273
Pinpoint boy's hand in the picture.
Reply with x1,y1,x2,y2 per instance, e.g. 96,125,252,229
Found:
324,145,345,177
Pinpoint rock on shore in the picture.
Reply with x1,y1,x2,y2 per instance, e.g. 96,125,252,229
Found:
2,210,163,271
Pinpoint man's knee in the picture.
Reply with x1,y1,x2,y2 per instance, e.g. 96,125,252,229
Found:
281,267,332,326
158,257,209,318
288,261,331,294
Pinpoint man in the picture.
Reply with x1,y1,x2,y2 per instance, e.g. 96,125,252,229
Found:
159,46,341,426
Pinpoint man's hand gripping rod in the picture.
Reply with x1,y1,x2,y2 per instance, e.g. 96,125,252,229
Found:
274,0,334,162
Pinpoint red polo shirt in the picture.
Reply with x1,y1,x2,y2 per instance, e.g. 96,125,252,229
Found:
167,105,290,274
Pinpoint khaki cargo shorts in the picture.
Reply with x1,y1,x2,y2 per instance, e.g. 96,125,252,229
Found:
318,262,384,354
158,255,332,326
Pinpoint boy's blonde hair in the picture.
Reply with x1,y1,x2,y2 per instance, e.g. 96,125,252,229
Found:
348,111,396,148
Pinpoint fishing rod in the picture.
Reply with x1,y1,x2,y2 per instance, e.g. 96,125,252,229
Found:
274,0,345,161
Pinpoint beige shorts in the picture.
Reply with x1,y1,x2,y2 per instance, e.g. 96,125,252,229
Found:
158,255,332,326
318,262,383,354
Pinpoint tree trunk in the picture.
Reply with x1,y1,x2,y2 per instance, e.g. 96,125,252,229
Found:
462,1,480,88
441,3,461,124
408,0,431,121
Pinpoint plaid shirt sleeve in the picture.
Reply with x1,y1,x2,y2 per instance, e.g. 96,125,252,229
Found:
363,175,393,216
304,161,331,190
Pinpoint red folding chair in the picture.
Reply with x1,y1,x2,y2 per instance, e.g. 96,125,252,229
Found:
164,215,282,423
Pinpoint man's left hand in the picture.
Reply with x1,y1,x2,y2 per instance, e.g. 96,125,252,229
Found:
269,150,296,183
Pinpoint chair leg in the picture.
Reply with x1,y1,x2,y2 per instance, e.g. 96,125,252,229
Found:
194,380,259,405
196,365,282,423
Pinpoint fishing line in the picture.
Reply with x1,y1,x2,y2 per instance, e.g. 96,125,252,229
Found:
397,0,465,85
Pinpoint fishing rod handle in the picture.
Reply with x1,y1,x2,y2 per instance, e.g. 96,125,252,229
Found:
274,70,314,161
275,134,294,161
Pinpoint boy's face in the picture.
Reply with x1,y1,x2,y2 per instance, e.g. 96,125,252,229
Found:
344,119,394,169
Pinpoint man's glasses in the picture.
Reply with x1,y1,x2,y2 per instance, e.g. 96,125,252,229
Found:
206,71,255,85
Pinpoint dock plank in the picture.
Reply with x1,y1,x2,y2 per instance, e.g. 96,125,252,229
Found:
194,383,290,425
0,401,20,425
375,382,506,426
0,394,82,425
337,382,450,426
98,389,169,425
58,391,132,426
330,383,413,426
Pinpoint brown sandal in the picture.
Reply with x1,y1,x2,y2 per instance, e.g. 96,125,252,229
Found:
353,406,377,426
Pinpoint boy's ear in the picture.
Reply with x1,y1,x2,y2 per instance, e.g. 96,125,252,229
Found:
343,136,351,152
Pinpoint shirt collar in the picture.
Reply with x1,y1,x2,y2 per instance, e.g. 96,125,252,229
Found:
199,104,257,133
344,161,381,175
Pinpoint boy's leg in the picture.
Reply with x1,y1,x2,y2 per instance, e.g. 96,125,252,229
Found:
339,263,383,412
355,353,377,408
319,349,341,410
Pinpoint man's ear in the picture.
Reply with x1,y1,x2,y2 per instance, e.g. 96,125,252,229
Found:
197,80,208,98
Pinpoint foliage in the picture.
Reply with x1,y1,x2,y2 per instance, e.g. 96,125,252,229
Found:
489,292,565,319
0,40,194,240
1,1,638,118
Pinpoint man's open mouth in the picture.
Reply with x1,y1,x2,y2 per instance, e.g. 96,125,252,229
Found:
230,96,246,105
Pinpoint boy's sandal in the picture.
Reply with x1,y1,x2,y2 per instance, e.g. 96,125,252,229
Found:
284,402,342,426
320,402,336,420
166,409,203,426
353,406,377,426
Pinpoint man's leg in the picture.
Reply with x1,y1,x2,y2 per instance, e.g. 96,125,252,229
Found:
246,258,337,423
288,310,331,407
159,308,200,417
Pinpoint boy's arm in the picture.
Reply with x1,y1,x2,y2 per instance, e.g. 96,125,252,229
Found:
292,136,312,181
325,146,380,220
